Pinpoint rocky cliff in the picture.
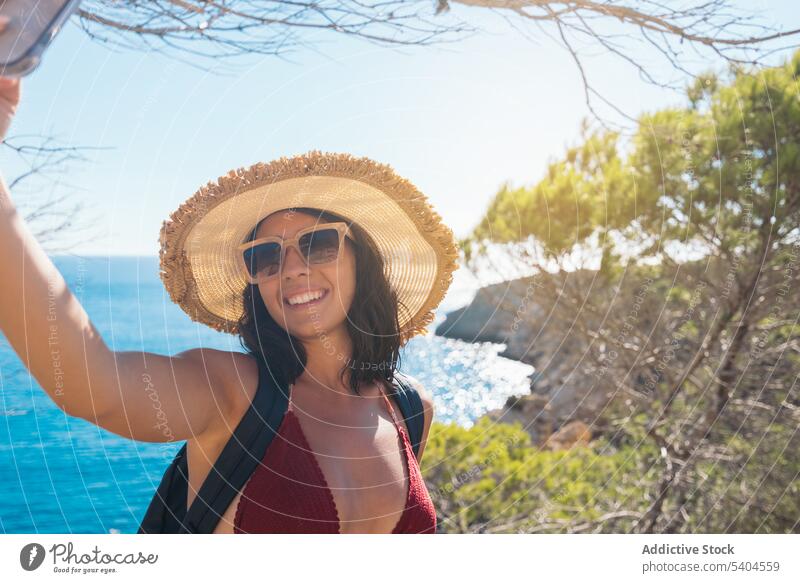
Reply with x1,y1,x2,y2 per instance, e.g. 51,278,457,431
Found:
435,272,607,447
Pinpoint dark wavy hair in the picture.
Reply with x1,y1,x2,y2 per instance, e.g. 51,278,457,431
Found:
236,207,404,396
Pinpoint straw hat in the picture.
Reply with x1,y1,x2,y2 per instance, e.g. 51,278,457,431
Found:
158,150,460,346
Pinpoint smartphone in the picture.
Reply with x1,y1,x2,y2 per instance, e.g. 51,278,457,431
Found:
0,0,82,77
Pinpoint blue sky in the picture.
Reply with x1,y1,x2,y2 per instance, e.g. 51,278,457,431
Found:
1,0,796,256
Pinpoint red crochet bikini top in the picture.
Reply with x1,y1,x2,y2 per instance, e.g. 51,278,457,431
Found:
233,383,437,534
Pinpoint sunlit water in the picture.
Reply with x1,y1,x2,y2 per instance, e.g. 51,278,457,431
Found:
0,256,532,533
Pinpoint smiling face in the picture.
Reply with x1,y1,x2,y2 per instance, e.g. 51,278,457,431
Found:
252,209,357,342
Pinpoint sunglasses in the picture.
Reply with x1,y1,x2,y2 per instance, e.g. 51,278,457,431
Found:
238,222,354,283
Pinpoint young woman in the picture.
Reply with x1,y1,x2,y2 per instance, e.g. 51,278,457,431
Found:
0,77,460,533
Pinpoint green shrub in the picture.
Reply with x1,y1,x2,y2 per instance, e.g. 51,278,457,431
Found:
421,418,659,533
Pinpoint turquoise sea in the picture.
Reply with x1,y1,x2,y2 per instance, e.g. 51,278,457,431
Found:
0,256,533,534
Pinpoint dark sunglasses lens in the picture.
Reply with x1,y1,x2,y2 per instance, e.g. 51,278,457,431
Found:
243,242,281,279
300,228,342,264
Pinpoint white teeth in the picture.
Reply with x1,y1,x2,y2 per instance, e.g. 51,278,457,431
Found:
286,290,325,305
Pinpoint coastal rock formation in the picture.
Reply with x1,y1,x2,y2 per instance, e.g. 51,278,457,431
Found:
543,420,592,450
436,272,607,447
433,277,542,361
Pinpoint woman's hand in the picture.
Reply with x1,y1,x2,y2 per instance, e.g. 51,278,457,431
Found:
0,15,21,142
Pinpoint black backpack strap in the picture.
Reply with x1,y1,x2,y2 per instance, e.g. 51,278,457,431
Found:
137,443,189,534
138,354,289,534
390,372,426,461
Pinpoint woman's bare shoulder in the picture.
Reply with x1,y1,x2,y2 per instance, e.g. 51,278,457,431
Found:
397,372,433,406
182,349,260,433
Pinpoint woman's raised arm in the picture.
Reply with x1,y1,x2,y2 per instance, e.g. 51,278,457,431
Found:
0,77,245,443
